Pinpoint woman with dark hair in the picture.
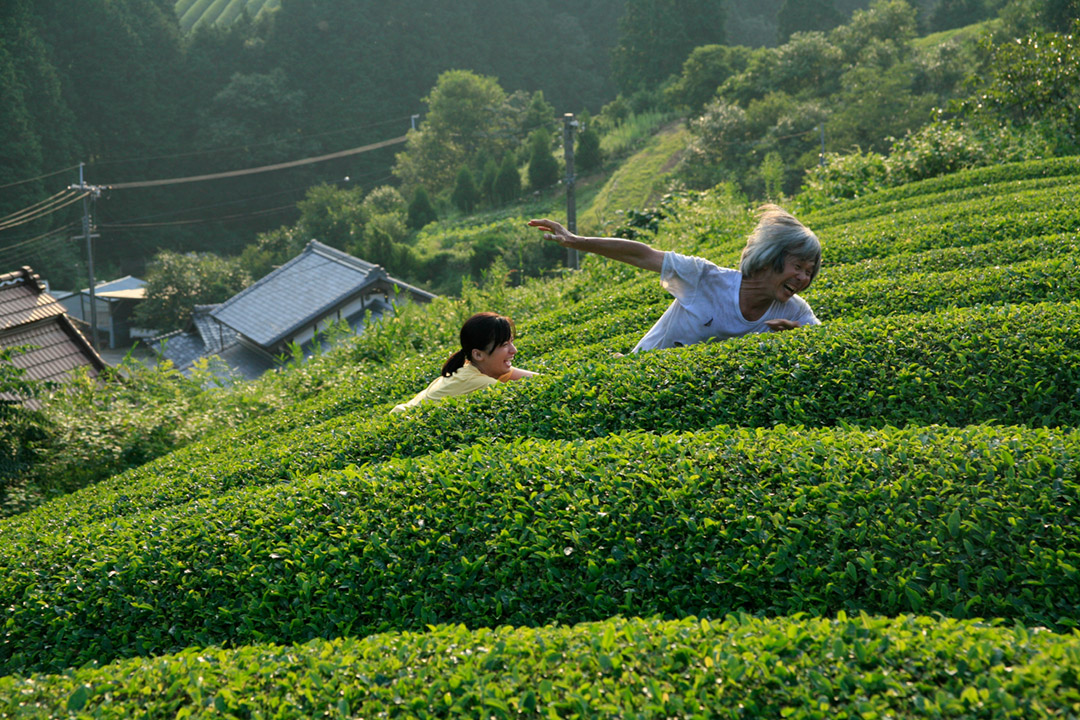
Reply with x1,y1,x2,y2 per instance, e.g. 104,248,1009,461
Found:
529,204,821,351
391,312,536,413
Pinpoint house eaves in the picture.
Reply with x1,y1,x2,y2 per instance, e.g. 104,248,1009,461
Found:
209,240,431,350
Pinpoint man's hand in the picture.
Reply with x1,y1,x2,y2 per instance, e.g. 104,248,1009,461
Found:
528,218,575,247
764,318,801,332
527,218,664,272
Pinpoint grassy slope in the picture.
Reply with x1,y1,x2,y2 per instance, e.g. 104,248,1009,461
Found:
2,156,1080,716
578,123,690,234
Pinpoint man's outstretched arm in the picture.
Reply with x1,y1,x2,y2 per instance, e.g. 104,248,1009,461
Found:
528,218,664,273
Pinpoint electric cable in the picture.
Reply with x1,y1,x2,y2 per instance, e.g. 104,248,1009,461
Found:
0,191,88,232
104,135,408,189
0,223,78,254
99,173,395,230
97,165,392,227
0,164,83,191
88,115,415,167
101,203,299,229
0,229,76,268
0,190,77,225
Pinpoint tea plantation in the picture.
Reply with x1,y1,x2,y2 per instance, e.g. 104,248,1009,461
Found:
2,157,1079,717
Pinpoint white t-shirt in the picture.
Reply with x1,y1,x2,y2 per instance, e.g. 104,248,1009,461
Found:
632,251,819,352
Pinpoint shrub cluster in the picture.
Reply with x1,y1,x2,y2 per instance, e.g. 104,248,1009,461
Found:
3,614,1078,719
1,425,1077,674
4,157,1080,713
5,299,1078,541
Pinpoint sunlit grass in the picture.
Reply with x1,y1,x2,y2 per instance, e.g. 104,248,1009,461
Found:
582,124,690,234
599,111,679,159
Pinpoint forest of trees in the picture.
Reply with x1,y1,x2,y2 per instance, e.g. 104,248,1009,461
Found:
0,0,632,289
1,0,1073,299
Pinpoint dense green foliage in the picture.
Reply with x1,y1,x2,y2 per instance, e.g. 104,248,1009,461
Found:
0,0,626,288
2,423,1078,674
5,0,1080,710
0,348,48,513
799,21,1078,206
2,161,1079,706
5,614,1079,718
133,250,252,331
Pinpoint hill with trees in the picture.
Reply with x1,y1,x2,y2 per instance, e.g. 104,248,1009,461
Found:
3,0,1080,710
2,150,1079,714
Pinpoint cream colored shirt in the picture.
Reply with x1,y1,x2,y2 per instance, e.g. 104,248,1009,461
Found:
391,363,511,413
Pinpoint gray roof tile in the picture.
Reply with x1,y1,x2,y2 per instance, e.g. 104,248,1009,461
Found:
211,240,433,348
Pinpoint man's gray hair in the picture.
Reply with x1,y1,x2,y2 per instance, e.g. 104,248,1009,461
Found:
738,204,821,281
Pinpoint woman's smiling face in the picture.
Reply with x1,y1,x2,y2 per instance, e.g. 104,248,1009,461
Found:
472,338,517,379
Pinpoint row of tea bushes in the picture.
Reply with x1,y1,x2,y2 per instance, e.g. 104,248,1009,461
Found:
803,156,1080,226
819,179,1080,236
807,171,1080,229
2,424,1077,674
3,613,1078,718
516,231,1078,356
821,207,1080,266
815,232,1079,285
807,256,1080,321
5,299,1078,541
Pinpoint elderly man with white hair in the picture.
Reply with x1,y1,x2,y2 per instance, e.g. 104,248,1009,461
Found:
528,204,822,352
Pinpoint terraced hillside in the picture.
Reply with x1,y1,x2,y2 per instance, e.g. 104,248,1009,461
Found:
2,157,1079,717
175,0,278,31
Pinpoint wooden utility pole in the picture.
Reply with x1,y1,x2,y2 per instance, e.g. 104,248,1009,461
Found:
70,163,103,348
563,113,579,270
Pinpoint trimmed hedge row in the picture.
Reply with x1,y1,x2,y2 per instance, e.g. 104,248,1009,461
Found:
3,614,1079,718
530,251,1080,349
520,231,1077,356
820,180,1079,237
5,300,1078,541
821,207,1080,265
806,172,1080,230
816,232,1079,285
807,256,1080,321
1,424,1077,674
803,156,1080,225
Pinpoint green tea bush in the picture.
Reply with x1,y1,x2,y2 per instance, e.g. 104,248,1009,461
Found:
798,150,1080,219
815,232,1079,284
1,424,1077,674
5,156,1080,710
3,614,1078,718
5,299,1078,541
806,170,1080,230
821,207,1080,265
807,256,1080,320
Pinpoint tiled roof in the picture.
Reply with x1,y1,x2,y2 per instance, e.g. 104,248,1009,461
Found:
191,304,237,354
0,267,65,331
2,317,105,386
211,240,433,349
153,329,209,371
0,267,107,405
151,305,238,372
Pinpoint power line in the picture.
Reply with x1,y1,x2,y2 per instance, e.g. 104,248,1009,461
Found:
101,204,299,229
0,190,75,224
103,135,408,189
0,191,88,232
99,173,396,230
0,223,78,253
0,234,72,267
0,164,83,191
0,227,76,268
97,166,393,227
86,115,416,167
